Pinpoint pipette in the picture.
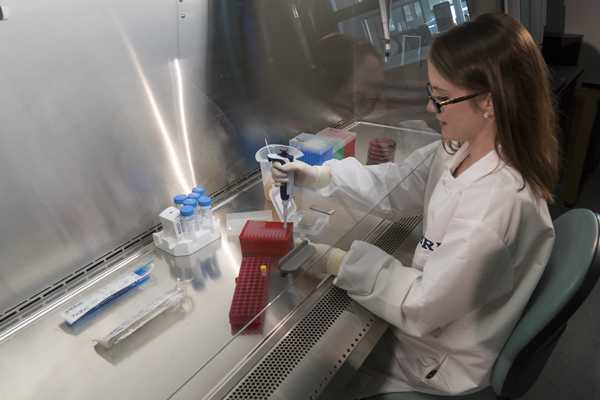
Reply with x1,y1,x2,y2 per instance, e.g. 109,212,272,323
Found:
267,150,294,227
265,138,274,155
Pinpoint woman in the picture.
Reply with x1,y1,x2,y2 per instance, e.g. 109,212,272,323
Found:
273,13,559,397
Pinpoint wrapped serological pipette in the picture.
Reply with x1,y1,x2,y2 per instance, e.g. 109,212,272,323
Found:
62,262,153,325
94,285,186,349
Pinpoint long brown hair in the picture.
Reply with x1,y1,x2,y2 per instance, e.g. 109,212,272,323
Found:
430,13,559,201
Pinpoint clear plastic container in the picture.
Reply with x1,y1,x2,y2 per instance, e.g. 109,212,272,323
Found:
180,205,196,240
187,194,202,231
198,195,213,229
183,198,200,232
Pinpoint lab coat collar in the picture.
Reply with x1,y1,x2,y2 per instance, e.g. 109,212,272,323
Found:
444,142,504,189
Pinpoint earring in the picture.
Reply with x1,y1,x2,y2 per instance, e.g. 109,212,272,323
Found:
483,112,490,119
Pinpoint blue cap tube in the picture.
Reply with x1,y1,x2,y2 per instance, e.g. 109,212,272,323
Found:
183,198,198,208
174,194,187,206
180,205,196,238
180,205,194,217
192,186,206,197
198,196,212,207
188,193,201,202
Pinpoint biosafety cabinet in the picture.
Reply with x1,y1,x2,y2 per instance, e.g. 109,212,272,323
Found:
0,1,475,399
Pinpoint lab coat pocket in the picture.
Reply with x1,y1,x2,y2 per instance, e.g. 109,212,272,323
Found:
417,352,453,393
420,352,447,381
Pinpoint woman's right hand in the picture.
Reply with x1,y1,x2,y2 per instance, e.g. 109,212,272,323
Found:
271,160,332,189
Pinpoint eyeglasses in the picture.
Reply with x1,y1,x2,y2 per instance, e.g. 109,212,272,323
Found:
426,83,483,113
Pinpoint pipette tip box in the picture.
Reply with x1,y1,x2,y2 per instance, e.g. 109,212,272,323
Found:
317,128,356,159
289,133,333,166
239,220,293,257
229,257,275,332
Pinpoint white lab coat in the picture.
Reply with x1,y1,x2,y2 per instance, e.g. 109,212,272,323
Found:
320,140,555,397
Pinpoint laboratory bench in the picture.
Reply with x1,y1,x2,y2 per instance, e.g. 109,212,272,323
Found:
0,122,436,400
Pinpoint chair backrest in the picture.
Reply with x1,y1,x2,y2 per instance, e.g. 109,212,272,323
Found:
491,208,600,399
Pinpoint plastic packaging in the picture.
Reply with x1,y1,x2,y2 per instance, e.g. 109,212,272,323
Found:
62,263,153,325
225,210,273,236
229,257,274,332
239,220,293,257
94,285,185,349
289,133,333,166
173,194,187,209
180,205,196,240
367,138,396,165
317,128,356,159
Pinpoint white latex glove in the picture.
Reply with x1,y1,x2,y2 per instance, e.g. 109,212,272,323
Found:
311,243,347,276
272,160,331,189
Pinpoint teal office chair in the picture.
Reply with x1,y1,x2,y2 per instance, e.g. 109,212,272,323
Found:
367,209,600,400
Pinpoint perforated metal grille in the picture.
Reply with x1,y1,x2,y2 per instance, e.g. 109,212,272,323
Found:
306,314,376,400
225,286,352,400
368,215,422,255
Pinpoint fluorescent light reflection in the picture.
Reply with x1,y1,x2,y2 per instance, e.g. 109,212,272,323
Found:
114,16,191,192
220,233,241,275
174,58,196,184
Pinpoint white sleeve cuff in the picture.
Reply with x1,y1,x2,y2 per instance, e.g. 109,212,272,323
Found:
333,241,393,295
314,165,332,189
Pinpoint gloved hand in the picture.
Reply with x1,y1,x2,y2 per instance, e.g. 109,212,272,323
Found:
272,160,332,189
310,243,347,276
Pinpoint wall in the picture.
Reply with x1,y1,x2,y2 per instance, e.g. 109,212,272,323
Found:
564,0,600,82
466,0,502,17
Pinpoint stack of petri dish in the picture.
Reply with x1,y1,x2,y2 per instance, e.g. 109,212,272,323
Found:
367,138,396,165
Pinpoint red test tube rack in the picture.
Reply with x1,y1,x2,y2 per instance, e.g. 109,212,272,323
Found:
229,257,275,332
239,220,293,257
229,220,294,333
